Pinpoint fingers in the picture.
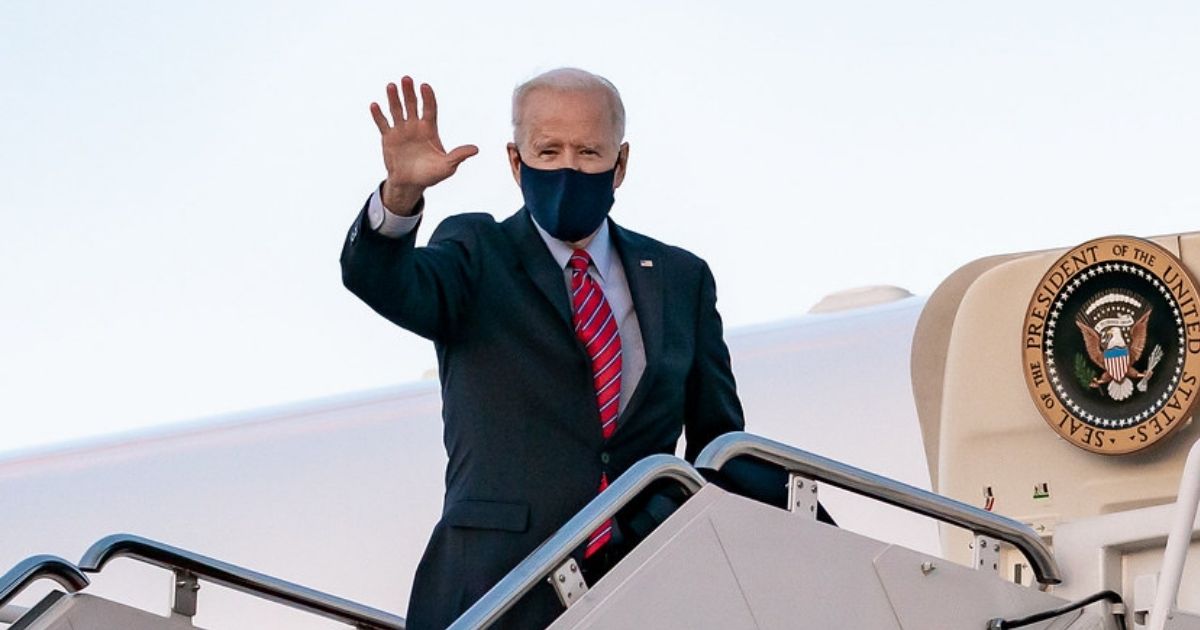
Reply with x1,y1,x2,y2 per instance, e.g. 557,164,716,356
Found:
420,83,437,124
401,76,419,122
446,144,479,167
369,102,390,133
380,77,438,128
386,82,404,124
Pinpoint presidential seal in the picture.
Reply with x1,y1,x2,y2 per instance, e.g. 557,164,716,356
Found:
1022,236,1200,454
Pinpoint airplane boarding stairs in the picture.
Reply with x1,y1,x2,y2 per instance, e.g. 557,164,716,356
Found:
3,432,1198,629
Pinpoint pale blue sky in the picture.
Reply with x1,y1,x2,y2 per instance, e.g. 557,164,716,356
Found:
2,1,1198,452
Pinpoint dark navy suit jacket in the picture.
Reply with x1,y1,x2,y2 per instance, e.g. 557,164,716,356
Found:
340,202,744,629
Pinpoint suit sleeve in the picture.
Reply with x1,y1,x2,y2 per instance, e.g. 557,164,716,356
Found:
340,195,479,342
682,261,745,461
680,264,800,513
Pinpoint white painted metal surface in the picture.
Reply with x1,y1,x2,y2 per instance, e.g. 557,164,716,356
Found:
549,486,1105,630
1150,439,1200,630
17,593,203,630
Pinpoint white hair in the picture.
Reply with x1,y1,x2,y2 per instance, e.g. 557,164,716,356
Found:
511,67,626,145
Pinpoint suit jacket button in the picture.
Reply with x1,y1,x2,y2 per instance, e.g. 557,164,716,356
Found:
600,452,610,464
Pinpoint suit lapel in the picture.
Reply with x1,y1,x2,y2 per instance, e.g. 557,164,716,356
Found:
501,211,665,435
611,221,663,425
502,208,574,330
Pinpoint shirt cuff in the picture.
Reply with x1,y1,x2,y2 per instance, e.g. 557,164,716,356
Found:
367,188,423,238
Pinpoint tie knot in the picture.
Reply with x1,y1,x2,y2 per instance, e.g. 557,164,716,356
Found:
568,250,592,272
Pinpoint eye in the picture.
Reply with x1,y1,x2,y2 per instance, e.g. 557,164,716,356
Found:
581,148,599,156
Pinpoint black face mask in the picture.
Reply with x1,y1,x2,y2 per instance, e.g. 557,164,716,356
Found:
519,159,618,242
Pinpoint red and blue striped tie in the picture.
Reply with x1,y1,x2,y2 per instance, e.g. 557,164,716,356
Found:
568,250,621,558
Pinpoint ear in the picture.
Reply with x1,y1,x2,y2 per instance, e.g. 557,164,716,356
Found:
613,142,630,189
507,143,522,186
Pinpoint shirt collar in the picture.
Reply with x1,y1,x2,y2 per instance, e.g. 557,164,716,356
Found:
532,219,615,281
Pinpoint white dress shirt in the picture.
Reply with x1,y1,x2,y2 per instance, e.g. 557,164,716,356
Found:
367,190,646,415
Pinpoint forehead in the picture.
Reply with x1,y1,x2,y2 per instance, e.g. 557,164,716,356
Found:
519,88,617,146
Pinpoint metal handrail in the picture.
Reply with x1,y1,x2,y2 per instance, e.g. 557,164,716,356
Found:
695,432,1063,585
447,454,708,630
0,554,90,610
1148,438,1200,630
78,534,406,629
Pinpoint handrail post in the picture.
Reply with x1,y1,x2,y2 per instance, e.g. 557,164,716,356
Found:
172,569,200,617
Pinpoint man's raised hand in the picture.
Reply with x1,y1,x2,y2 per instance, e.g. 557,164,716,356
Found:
370,76,479,215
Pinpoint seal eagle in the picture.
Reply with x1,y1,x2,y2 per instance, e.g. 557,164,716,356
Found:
1076,306,1151,401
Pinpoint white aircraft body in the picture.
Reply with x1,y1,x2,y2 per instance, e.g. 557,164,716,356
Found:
3,232,1200,629
0,292,933,628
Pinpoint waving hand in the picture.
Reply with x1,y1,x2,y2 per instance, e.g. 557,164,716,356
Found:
370,76,478,215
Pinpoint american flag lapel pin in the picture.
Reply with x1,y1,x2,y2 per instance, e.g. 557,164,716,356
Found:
640,259,654,268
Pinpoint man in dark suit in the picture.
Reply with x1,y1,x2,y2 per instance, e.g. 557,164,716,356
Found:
341,68,744,629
